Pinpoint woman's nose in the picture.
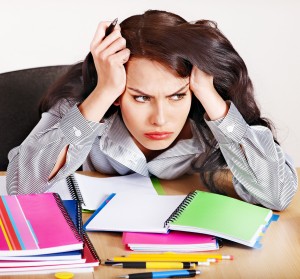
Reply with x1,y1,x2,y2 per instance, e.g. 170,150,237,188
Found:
150,103,167,126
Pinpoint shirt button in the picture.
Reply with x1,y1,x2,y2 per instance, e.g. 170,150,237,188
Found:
73,126,82,137
227,125,234,133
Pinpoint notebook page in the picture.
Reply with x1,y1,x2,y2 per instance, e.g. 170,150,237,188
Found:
74,173,157,210
46,179,72,200
84,193,185,233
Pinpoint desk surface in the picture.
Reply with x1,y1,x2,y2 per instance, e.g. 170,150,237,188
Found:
2,169,300,279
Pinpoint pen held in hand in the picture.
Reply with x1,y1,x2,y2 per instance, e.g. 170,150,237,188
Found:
117,269,201,279
105,18,118,37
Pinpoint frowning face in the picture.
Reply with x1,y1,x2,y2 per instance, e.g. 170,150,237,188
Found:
116,58,192,157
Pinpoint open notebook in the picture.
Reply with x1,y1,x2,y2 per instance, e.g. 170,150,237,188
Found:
0,174,157,211
47,173,157,210
84,190,274,247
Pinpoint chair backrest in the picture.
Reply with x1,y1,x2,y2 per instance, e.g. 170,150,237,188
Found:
0,65,70,171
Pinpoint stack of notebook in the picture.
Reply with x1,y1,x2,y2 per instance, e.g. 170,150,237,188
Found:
0,193,100,275
122,231,219,252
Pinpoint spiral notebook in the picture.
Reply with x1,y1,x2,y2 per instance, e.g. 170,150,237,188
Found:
84,190,274,247
0,193,83,256
47,173,157,211
0,199,100,275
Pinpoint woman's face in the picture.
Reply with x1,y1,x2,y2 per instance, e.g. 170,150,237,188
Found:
116,58,192,154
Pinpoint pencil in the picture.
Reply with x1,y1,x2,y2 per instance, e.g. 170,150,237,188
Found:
120,253,233,260
112,256,230,262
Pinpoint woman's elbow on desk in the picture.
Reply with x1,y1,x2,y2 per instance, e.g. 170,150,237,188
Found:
275,168,298,211
262,169,298,211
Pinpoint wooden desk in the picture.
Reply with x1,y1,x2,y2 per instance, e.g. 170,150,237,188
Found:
2,169,300,279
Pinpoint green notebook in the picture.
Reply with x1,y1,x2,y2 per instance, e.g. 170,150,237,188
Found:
165,190,273,247
84,190,273,247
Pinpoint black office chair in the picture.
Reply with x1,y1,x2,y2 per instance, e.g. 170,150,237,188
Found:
0,65,70,171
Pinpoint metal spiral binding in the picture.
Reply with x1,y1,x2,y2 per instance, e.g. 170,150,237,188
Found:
66,174,86,206
52,193,83,243
75,198,83,234
164,191,198,228
83,232,101,263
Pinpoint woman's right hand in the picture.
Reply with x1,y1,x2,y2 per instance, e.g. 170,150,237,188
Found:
78,21,130,122
90,21,130,101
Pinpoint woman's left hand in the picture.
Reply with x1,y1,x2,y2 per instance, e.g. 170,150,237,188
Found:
190,65,229,120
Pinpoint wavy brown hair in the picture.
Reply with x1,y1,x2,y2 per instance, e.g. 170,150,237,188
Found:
40,10,276,194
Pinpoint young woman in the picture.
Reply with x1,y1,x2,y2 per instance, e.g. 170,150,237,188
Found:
6,10,297,210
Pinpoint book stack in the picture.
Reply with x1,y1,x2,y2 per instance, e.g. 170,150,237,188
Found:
122,231,219,252
0,193,100,276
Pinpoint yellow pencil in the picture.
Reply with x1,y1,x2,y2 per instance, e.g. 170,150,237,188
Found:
124,253,233,260
113,254,233,262
112,257,219,262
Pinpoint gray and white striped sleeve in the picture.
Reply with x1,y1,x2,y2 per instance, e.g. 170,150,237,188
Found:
206,101,298,211
6,99,106,195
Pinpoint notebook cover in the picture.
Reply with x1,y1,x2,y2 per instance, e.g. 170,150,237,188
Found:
122,231,217,245
122,231,218,252
0,199,99,274
166,190,273,247
0,193,83,256
0,199,82,261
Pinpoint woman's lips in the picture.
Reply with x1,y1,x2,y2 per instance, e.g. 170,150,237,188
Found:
144,132,173,140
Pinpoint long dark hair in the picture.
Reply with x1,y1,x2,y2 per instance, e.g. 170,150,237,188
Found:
40,10,277,194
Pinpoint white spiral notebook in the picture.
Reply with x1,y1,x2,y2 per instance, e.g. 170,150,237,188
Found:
48,173,157,211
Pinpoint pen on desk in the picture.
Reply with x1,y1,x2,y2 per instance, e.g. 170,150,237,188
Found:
111,262,196,269
117,269,201,279
105,18,118,37
104,259,213,268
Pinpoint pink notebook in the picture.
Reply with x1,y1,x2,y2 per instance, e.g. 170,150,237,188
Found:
122,231,219,252
0,193,83,256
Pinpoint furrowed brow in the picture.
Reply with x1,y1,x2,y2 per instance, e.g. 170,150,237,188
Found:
127,83,189,97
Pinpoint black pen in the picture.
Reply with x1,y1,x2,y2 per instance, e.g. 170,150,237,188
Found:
111,262,196,269
105,260,211,266
105,18,118,37
117,269,201,279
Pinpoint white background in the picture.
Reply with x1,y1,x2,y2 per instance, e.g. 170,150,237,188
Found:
1,0,299,166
